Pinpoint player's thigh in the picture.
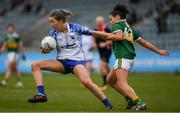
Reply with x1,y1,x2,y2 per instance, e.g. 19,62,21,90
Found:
32,59,65,73
100,60,109,73
7,61,14,69
107,69,116,84
115,68,129,84
73,64,91,82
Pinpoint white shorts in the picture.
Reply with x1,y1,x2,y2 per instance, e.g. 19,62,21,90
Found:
7,52,20,63
113,58,135,71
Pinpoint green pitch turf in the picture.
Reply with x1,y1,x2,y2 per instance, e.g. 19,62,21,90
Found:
0,73,180,112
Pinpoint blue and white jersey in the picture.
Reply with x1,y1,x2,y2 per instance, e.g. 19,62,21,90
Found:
49,23,92,61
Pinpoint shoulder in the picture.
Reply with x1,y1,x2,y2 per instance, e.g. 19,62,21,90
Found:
14,32,19,38
68,23,83,31
49,29,58,38
112,23,123,33
68,23,92,35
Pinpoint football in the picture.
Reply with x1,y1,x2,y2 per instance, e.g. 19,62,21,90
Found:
41,36,56,51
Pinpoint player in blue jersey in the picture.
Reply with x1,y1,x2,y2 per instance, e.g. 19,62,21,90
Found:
27,10,113,110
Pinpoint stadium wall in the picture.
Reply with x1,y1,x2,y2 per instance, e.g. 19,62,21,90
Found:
0,51,180,73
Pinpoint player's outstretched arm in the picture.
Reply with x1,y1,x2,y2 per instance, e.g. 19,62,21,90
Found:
137,38,169,56
92,31,124,41
0,42,7,52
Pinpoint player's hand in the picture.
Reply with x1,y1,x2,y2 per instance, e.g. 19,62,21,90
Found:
158,50,169,56
40,47,51,54
22,53,26,60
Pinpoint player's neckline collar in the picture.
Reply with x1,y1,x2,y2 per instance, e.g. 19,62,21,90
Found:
66,23,70,32
115,19,127,23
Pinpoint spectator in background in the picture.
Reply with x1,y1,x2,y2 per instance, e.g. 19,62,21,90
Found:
155,3,170,33
94,16,112,91
0,28,3,47
0,24,25,88
23,1,32,13
155,0,180,34
8,0,24,10
23,0,44,14
127,8,138,26
129,0,140,4
167,0,180,14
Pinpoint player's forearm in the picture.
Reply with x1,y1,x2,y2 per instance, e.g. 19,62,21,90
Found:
138,39,160,54
92,31,123,41
0,43,7,52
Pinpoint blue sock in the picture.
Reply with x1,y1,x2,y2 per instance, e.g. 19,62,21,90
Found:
37,86,45,96
102,98,112,108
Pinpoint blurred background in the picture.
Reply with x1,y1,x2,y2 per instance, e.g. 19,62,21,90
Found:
0,0,180,112
0,0,180,72
0,0,180,73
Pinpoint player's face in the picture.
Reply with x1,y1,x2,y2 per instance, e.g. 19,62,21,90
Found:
95,18,104,28
109,15,121,24
7,26,14,34
49,17,63,30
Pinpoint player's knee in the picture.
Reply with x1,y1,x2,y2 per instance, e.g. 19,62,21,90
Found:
81,79,92,88
31,62,40,71
117,80,127,88
106,76,110,83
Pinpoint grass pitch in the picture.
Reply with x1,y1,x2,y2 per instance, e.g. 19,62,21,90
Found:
0,73,180,112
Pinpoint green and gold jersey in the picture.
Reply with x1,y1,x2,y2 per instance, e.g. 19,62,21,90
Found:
5,32,21,52
112,19,141,59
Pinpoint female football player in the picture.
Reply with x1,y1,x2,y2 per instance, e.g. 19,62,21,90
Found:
28,10,113,110
92,4,169,111
0,24,25,88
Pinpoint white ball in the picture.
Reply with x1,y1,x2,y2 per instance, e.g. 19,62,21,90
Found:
41,36,56,51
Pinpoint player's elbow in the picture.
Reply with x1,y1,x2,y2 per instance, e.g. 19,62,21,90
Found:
138,39,147,46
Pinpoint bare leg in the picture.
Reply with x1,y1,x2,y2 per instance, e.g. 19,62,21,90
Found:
31,59,65,86
73,64,113,109
13,62,21,79
5,62,13,80
99,60,110,91
107,69,127,96
73,64,107,100
28,59,66,103
115,68,138,100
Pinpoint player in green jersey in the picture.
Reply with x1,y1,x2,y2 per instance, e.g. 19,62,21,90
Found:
0,24,25,88
92,4,169,111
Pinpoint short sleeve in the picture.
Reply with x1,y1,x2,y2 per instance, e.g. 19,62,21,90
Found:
69,23,92,35
49,29,58,39
112,23,123,33
133,30,142,41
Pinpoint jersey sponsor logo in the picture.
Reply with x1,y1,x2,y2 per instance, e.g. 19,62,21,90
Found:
56,32,80,49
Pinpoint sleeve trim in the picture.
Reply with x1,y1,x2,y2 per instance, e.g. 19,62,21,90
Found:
135,37,142,41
